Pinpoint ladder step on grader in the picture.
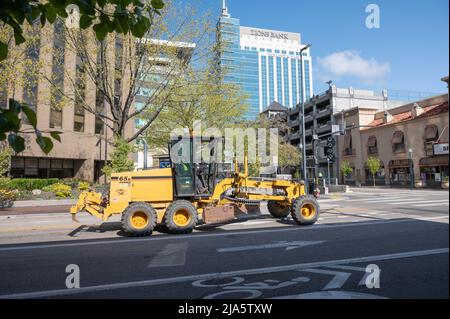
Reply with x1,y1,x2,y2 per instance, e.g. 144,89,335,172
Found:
70,137,320,237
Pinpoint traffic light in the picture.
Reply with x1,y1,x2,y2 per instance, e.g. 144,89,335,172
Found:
325,137,336,162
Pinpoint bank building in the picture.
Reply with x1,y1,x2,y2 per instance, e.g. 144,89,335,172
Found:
216,0,314,119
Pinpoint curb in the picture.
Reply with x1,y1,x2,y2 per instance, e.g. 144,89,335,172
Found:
11,199,77,208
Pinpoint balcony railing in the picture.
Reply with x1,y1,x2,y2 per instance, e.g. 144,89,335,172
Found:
290,132,300,140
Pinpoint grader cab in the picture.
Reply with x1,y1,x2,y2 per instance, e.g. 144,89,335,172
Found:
70,137,320,236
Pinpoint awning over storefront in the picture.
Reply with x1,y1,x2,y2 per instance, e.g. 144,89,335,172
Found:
367,136,377,147
389,159,412,168
419,155,449,167
424,125,439,141
391,131,404,144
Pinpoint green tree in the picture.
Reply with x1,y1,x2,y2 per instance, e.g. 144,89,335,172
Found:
102,136,135,177
278,142,301,173
43,1,210,148
366,156,382,187
341,161,353,185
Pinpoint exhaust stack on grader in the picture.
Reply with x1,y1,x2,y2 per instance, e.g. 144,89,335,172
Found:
70,137,320,236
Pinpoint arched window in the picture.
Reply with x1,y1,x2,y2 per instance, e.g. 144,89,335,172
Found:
392,131,405,153
424,125,439,156
367,136,378,155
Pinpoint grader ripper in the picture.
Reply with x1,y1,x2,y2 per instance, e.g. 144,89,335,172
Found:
70,138,320,236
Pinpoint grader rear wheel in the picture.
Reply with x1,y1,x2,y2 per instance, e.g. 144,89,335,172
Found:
121,202,157,237
267,201,290,218
164,200,198,234
291,196,320,226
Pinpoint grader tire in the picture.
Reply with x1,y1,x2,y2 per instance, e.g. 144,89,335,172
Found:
267,201,290,218
164,200,198,234
291,196,320,226
121,202,157,237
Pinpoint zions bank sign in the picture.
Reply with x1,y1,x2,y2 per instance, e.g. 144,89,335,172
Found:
241,27,300,42
250,29,289,40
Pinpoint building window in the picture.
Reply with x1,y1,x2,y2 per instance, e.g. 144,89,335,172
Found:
392,131,406,153
424,125,439,156
367,136,378,155
74,50,86,132
9,156,75,178
50,19,65,129
95,42,105,135
343,132,354,156
95,91,104,135
22,23,40,122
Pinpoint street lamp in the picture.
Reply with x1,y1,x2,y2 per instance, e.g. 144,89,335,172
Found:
408,148,414,189
300,43,311,192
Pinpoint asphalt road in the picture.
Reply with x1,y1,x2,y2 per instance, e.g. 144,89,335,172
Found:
0,188,448,299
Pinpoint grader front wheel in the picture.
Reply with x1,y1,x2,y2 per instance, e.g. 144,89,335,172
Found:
121,203,157,237
291,196,320,226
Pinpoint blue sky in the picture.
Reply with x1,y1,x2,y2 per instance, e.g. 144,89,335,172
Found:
200,0,449,95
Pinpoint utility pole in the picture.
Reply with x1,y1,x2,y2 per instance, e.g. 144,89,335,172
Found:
300,43,311,193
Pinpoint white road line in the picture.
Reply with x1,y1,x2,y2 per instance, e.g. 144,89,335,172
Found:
1,248,447,299
391,200,449,206
361,198,427,204
412,203,449,207
217,241,326,253
302,268,351,290
0,218,444,252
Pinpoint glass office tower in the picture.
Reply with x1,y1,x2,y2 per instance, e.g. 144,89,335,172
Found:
216,1,313,119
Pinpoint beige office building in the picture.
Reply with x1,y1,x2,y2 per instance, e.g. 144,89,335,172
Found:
337,89,449,188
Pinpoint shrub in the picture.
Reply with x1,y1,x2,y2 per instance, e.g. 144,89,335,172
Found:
41,183,72,198
6,179,59,191
50,183,72,198
78,181,90,191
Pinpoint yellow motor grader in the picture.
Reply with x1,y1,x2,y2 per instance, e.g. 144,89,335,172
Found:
70,137,320,236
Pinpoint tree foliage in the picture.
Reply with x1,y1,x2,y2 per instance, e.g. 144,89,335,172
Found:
341,161,353,184
366,156,381,187
102,136,135,177
43,1,212,147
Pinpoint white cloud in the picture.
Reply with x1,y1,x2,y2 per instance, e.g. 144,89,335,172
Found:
317,50,390,84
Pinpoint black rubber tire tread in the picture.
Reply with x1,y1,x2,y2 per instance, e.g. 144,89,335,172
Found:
163,200,199,234
267,201,290,218
121,202,157,237
291,196,320,226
